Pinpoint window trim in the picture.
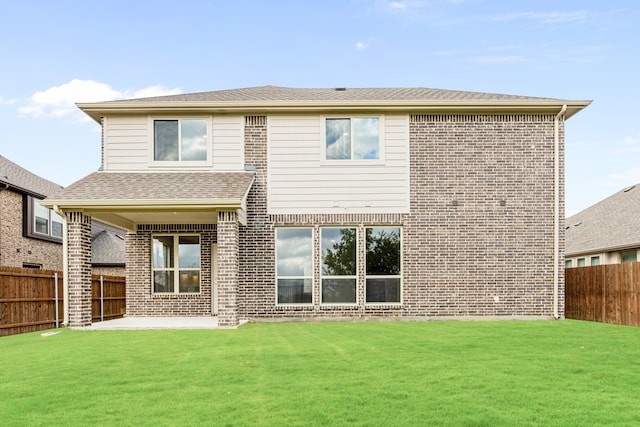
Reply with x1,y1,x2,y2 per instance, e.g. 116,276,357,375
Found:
365,226,402,305
321,115,385,165
320,227,358,306
148,116,213,168
151,233,201,295
23,195,63,244
275,227,314,305
620,250,637,264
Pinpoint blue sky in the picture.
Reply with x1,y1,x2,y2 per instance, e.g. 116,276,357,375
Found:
0,0,638,216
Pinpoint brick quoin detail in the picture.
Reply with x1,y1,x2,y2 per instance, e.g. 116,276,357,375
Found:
217,211,239,327
66,211,92,327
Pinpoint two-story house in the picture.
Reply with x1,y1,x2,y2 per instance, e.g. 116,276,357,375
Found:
43,86,590,328
0,156,126,275
0,155,64,270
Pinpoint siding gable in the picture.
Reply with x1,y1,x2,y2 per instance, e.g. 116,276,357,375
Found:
267,115,409,214
103,114,244,171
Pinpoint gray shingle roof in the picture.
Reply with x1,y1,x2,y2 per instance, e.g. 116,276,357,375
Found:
45,171,254,203
92,229,125,265
566,184,640,255
119,85,560,103
0,155,63,197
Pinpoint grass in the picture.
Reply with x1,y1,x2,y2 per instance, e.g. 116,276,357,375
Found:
2,320,640,426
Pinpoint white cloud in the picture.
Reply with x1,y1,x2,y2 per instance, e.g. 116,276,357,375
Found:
356,41,369,50
389,1,407,9
19,79,182,119
491,11,588,25
474,55,527,64
0,96,19,105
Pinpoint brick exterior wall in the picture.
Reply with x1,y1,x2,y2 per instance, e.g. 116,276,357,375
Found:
237,113,565,321
404,114,564,318
66,211,92,327
126,224,215,317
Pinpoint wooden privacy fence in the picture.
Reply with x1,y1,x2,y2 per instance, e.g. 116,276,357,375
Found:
565,262,640,327
0,266,125,337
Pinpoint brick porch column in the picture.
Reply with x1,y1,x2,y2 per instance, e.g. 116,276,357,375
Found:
217,211,239,327
66,211,92,328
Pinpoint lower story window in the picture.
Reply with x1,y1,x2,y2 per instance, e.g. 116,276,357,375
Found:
366,227,401,303
274,225,402,305
152,234,200,294
276,228,313,304
321,227,357,303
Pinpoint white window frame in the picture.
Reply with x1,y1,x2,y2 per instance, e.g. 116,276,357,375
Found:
321,115,385,165
364,226,402,305
151,233,201,295
320,227,358,305
149,116,213,168
275,227,314,305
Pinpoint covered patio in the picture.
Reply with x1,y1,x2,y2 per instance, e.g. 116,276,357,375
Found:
43,171,255,329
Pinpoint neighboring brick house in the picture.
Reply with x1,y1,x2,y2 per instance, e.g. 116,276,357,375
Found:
0,155,65,270
43,86,590,328
0,155,125,274
566,183,640,267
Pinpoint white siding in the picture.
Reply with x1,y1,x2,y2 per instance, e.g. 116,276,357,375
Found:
103,114,244,171
104,115,149,170
212,115,244,170
267,115,409,214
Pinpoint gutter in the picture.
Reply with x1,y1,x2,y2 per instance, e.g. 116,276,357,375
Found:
554,105,567,320
77,100,591,124
52,205,69,326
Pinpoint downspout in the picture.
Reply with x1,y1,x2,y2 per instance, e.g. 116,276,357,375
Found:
53,205,69,326
553,105,567,319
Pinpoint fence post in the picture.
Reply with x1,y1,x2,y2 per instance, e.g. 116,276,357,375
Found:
54,272,59,329
100,275,104,322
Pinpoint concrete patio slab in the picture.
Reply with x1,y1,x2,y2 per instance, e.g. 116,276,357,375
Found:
78,317,227,330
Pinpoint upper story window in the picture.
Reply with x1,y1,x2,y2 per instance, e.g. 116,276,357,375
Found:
24,196,63,243
324,117,380,161
153,118,208,162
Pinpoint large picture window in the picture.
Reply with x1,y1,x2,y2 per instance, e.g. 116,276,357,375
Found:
152,235,201,294
325,117,380,160
365,227,401,303
321,228,357,304
154,119,207,162
276,228,313,304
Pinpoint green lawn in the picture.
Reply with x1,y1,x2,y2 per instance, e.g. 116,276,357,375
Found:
2,320,640,426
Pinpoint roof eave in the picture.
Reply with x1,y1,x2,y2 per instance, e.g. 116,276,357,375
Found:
41,198,244,210
77,100,592,123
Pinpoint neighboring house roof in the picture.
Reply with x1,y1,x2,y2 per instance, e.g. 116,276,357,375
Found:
0,155,63,197
92,229,125,266
566,184,640,256
77,85,591,123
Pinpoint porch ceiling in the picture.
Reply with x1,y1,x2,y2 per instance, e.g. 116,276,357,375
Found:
41,171,255,231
